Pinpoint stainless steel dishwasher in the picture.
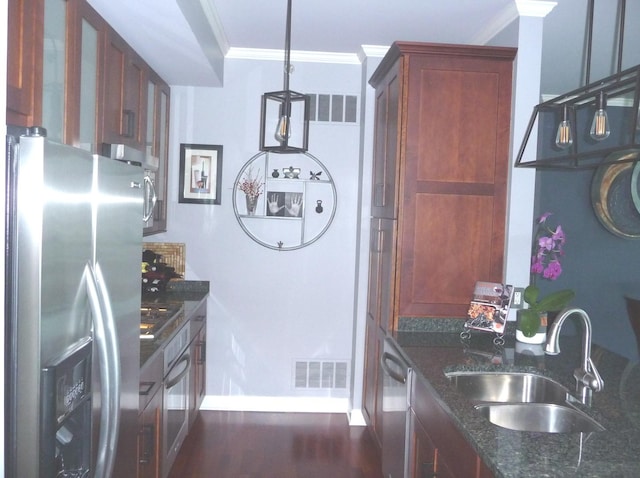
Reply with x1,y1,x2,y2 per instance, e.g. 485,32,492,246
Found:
380,336,412,478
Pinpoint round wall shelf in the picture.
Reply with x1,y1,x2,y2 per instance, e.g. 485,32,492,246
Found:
232,151,337,250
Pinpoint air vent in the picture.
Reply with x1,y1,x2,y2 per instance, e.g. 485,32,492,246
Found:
294,360,349,389
308,94,359,124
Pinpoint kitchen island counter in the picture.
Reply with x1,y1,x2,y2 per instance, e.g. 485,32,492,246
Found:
395,319,640,478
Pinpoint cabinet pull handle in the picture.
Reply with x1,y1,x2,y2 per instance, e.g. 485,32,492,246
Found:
371,228,384,253
138,424,154,465
197,340,207,365
373,183,385,207
123,109,135,138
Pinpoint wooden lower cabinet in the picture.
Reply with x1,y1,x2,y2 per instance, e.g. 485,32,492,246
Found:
362,317,384,448
410,374,492,478
189,319,207,427
138,387,163,478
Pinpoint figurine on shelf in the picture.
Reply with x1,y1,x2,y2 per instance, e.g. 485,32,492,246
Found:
283,166,301,179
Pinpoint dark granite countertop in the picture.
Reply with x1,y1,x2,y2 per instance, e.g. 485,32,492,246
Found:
139,280,209,370
395,318,640,478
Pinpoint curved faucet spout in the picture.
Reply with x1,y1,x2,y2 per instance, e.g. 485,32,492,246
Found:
545,308,604,398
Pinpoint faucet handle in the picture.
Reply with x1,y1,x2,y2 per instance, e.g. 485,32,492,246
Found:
574,357,604,392
587,357,604,391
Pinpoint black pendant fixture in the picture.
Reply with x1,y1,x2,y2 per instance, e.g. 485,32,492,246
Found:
259,0,310,154
515,0,640,170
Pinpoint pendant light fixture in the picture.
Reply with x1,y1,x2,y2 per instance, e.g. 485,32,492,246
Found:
555,105,574,149
590,91,610,140
259,0,310,153
515,0,640,169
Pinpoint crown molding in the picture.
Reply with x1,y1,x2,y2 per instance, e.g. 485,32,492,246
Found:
515,0,557,18
226,47,361,65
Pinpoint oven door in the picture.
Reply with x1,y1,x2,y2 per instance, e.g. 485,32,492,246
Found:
162,350,191,475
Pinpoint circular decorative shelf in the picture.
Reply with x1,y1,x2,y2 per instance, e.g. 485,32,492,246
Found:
232,151,337,250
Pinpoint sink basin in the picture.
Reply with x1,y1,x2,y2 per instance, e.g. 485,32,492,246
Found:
474,403,605,433
445,371,570,404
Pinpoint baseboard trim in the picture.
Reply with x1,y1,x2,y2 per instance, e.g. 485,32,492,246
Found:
201,395,352,415
347,408,367,426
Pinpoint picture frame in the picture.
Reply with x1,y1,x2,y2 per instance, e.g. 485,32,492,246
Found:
179,144,223,204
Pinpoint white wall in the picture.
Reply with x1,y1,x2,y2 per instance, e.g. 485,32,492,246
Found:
153,57,364,412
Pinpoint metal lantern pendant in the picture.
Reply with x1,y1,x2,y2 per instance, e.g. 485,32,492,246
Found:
515,0,640,169
259,0,310,153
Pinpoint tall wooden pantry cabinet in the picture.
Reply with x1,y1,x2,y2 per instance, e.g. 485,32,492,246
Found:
362,42,516,443
370,41,516,325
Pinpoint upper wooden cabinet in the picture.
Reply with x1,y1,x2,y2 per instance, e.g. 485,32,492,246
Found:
67,0,107,150
369,42,516,324
8,0,171,236
7,0,44,127
7,0,169,154
103,29,146,149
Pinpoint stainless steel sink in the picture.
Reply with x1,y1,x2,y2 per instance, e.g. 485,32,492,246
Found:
445,371,605,433
474,403,605,433
445,371,571,404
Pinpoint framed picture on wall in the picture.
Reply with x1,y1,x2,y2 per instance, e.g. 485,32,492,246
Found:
179,144,223,204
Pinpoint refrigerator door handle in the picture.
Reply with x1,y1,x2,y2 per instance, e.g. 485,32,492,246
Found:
86,262,121,478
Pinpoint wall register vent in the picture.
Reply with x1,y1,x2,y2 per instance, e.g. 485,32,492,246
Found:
308,94,359,124
294,360,349,389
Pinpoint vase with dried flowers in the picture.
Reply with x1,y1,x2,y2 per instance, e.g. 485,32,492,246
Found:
517,212,575,344
238,167,263,215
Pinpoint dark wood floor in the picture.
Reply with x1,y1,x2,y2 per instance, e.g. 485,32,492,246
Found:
167,411,384,478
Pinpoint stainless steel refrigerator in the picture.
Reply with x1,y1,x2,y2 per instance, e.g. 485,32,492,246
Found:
5,128,143,478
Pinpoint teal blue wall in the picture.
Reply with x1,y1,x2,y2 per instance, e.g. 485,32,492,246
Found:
535,167,640,360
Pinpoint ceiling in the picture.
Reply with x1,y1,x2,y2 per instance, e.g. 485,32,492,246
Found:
87,0,640,96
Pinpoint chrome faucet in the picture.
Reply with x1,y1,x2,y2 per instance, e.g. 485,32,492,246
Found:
545,308,604,404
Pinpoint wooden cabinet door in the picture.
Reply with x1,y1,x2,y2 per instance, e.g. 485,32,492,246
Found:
362,318,383,448
67,0,106,151
367,218,397,332
103,28,146,148
7,0,43,127
396,46,515,318
143,74,170,235
371,58,402,220
138,388,162,478
189,323,206,427
411,372,493,478
409,410,436,478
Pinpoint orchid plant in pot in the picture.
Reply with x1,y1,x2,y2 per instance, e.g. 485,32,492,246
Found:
517,212,575,343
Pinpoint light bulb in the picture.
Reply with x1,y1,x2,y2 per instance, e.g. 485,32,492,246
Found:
590,92,610,141
275,115,291,143
555,105,573,149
